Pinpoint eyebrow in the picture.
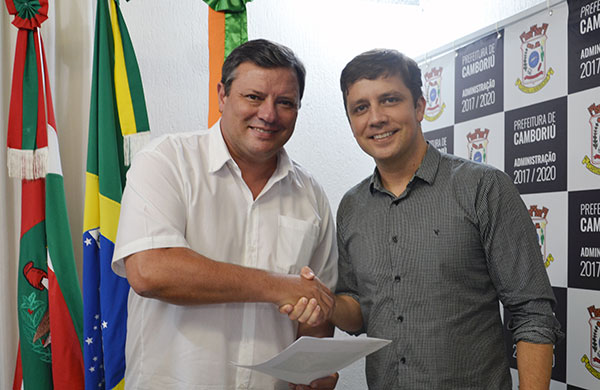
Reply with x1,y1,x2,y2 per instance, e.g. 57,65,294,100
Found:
241,89,265,96
348,98,368,108
380,89,405,98
349,91,402,105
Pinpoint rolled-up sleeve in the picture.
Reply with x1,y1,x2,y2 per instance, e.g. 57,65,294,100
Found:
477,169,564,345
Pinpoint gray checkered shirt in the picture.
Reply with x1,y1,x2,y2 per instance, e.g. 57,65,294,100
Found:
336,144,563,389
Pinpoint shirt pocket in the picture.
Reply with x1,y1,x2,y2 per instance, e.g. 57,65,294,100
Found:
275,215,319,274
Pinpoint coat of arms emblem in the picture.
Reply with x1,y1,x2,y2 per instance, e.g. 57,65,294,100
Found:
582,305,600,379
528,205,554,268
516,23,554,93
466,128,489,164
584,103,600,175
424,67,445,121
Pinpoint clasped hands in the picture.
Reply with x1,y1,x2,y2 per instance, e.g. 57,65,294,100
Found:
278,266,335,327
277,267,339,389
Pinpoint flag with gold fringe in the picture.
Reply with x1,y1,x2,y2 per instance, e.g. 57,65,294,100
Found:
5,0,85,389
83,0,150,389
204,0,252,127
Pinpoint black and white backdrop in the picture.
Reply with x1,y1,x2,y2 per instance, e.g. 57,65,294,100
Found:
419,1,600,388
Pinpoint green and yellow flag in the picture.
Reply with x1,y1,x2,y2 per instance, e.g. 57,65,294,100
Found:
83,0,150,389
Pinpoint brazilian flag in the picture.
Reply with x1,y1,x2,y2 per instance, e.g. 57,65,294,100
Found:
83,1,149,389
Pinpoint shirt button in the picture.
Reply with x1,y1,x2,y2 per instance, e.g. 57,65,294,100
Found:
397,315,404,322
394,275,401,282
392,235,398,243
400,357,406,364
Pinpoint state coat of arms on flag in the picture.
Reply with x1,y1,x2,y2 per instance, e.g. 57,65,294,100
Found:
516,23,554,93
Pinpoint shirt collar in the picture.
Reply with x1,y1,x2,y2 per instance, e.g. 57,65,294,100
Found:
271,147,301,187
207,119,300,186
207,119,233,173
415,142,441,185
369,142,440,194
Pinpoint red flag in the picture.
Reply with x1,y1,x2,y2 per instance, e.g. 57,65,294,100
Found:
6,1,84,388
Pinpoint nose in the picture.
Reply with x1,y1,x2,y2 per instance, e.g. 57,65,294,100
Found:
257,100,277,124
368,105,388,128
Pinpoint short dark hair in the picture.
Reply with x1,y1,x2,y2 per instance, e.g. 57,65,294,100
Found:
221,39,306,101
340,49,423,110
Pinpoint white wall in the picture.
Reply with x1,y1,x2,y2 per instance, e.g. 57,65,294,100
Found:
0,1,548,388
121,0,548,213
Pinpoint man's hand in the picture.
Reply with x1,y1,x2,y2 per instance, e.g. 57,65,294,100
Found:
124,248,333,311
288,372,339,390
278,266,335,325
279,266,333,326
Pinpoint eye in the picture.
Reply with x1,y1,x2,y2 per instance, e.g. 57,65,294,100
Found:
352,104,368,114
278,99,297,108
246,94,260,100
383,96,399,104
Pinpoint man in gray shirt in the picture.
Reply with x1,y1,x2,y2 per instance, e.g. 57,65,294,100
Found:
289,49,563,389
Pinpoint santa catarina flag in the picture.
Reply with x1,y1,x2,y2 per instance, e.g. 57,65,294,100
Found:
6,1,85,389
83,0,150,389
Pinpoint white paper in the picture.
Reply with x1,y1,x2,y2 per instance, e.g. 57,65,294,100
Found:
233,336,391,385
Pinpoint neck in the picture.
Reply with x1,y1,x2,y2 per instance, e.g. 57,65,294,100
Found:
377,140,428,197
235,155,278,200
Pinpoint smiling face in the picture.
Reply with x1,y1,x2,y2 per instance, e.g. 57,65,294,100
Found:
345,74,427,170
218,62,300,169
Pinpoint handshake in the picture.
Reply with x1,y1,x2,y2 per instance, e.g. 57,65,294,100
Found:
277,266,335,327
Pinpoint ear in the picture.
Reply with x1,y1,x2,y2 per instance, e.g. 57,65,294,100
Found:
217,82,226,113
415,95,426,123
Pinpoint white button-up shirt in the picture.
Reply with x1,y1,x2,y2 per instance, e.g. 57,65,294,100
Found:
112,122,337,390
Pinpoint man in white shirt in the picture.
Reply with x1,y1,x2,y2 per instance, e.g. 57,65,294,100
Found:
112,39,338,390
